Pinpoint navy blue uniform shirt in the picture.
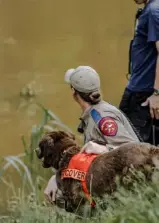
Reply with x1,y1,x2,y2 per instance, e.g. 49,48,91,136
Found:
127,0,159,92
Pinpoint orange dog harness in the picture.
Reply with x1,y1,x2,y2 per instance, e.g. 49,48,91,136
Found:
61,152,97,207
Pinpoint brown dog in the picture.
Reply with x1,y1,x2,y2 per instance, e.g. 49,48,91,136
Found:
36,131,159,213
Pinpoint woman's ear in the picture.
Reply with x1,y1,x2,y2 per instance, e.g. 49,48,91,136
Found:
71,88,79,102
71,87,76,95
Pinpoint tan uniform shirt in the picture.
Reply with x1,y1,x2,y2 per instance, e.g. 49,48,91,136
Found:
80,101,140,148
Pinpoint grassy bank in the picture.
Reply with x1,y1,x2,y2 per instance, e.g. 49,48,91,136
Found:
0,105,159,223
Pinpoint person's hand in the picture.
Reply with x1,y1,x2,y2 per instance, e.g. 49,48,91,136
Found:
44,175,58,203
141,95,159,119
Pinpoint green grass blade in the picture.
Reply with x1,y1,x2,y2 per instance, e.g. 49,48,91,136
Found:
9,156,35,192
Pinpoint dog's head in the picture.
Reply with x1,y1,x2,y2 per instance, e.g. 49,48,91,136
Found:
35,131,76,169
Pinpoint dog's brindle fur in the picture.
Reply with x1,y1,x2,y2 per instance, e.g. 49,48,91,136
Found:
36,131,159,213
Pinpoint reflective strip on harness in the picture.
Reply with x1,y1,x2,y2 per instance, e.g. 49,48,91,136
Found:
61,169,86,181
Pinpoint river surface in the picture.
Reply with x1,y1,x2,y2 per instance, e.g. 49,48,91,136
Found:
0,0,137,157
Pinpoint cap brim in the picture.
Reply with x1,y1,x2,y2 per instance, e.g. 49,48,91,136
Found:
64,68,75,84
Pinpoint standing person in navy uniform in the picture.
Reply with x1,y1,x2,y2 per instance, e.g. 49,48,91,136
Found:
119,0,159,145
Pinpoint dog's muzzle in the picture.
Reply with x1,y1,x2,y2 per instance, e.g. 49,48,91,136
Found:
35,147,42,159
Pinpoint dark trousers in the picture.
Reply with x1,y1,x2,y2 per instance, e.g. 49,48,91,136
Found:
119,88,159,145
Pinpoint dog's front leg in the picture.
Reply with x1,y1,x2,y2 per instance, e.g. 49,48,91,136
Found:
60,179,86,213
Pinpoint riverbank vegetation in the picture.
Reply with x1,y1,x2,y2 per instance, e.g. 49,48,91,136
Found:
0,105,159,223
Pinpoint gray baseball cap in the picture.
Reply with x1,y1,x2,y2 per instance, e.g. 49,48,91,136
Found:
64,66,100,93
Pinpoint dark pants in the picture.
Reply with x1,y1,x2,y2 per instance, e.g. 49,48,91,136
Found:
119,88,159,145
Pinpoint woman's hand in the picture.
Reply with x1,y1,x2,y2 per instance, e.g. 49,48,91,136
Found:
44,175,58,203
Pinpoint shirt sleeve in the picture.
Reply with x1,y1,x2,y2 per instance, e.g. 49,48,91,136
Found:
148,5,159,42
93,111,139,146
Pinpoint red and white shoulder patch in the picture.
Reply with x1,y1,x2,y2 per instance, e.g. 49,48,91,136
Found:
98,117,118,136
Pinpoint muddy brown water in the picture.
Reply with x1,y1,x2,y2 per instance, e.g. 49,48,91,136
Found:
0,0,137,204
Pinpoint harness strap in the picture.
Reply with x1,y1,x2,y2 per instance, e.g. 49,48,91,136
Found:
81,181,96,207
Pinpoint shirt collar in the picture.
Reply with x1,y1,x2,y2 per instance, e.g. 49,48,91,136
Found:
80,106,92,122
80,100,103,122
